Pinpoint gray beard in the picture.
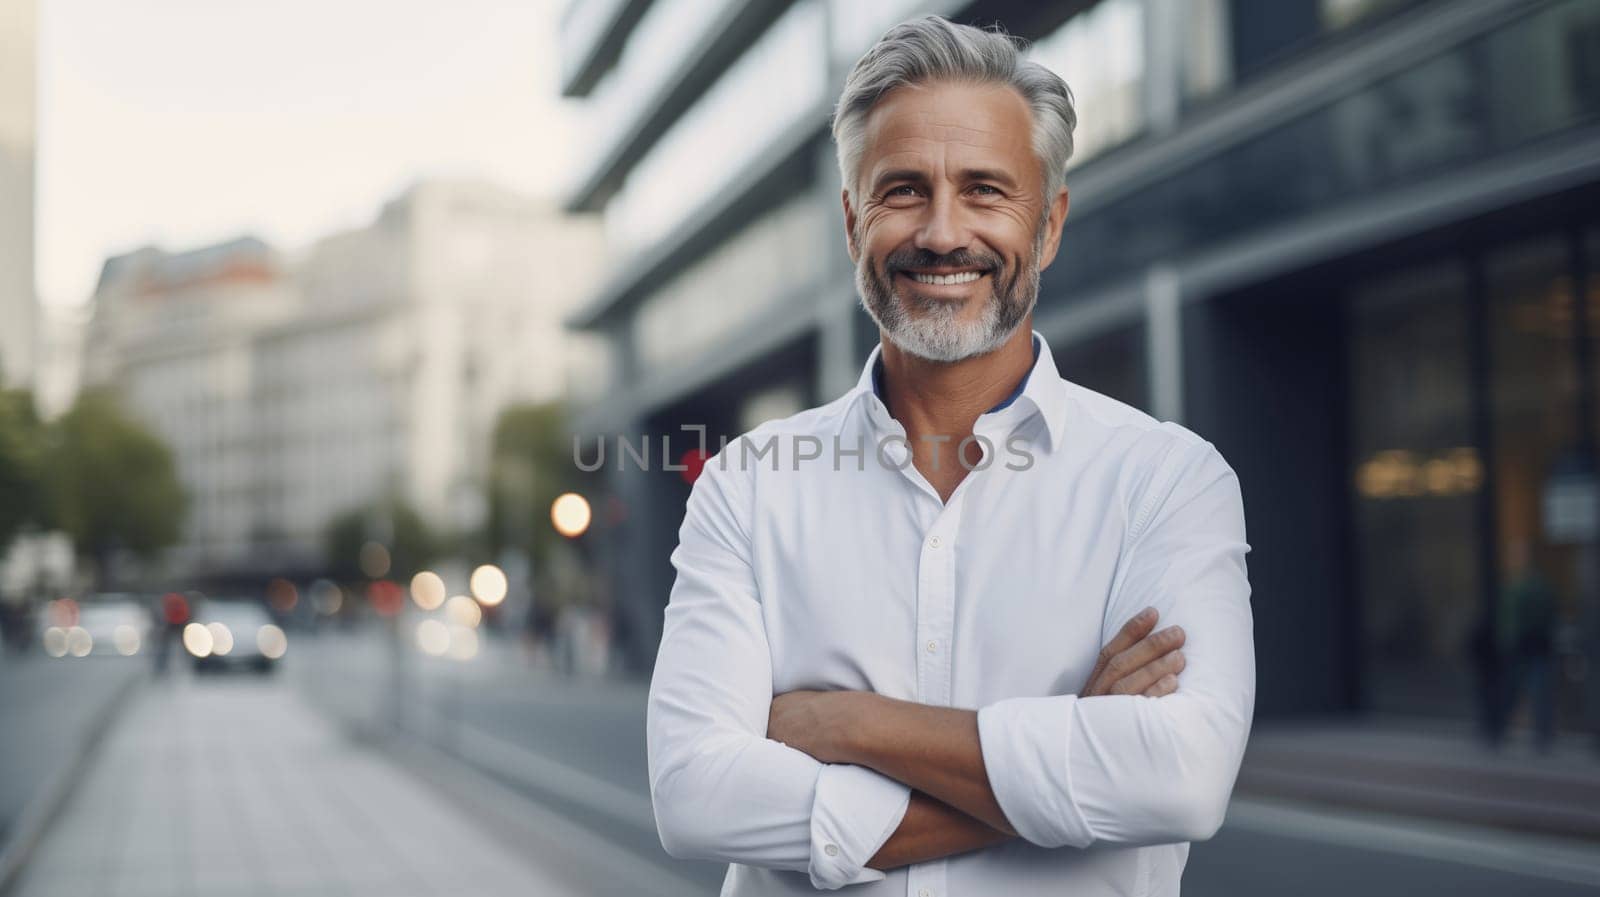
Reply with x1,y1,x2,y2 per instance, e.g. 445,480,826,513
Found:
856,227,1045,364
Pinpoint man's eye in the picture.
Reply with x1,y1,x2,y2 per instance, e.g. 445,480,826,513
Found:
971,184,1001,196
885,185,918,198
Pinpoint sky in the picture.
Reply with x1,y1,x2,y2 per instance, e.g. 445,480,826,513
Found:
37,0,577,308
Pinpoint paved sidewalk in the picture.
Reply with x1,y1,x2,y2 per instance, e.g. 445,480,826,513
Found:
10,674,583,897
1238,717,1600,839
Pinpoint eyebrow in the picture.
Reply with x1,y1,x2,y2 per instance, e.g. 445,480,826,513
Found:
870,169,929,192
869,167,1021,193
961,168,1020,189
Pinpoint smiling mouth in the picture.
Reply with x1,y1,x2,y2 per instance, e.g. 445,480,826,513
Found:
900,270,988,286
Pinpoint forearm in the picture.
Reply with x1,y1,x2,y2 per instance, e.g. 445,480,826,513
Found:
867,791,1013,871
841,695,1017,836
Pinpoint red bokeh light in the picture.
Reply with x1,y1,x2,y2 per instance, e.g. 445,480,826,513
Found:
367,579,404,617
161,592,189,626
267,578,299,613
680,447,709,485
48,598,80,628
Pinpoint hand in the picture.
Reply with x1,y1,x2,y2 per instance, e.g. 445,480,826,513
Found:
1080,607,1185,697
768,689,870,764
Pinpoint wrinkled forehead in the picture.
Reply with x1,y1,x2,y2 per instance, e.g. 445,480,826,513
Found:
858,80,1040,188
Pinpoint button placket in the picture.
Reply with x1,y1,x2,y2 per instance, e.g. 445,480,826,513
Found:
909,487,964,897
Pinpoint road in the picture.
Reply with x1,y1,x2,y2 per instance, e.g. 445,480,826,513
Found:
5,628,1599,895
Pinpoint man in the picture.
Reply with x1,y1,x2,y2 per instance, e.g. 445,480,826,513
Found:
646,15,1254,896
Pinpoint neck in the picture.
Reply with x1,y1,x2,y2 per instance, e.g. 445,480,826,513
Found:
879,321,1035,444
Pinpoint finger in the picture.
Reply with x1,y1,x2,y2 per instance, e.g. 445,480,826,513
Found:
1101,625,1185,691
1110,649,1186,696
1085,608,1158,696
1141,673,1180,698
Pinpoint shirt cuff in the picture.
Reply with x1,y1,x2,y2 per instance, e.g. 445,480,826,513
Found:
977,694,1093,849
807,764,911,890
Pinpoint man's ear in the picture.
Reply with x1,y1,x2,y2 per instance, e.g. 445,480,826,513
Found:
841,189,860,264
1037,186,1070,271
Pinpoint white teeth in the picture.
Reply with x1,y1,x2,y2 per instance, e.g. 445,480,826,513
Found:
910,271,982,285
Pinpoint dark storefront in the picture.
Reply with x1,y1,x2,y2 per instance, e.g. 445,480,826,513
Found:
1184,184,1600,738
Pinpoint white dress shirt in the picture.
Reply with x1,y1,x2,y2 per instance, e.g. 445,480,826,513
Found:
646,332,1255,896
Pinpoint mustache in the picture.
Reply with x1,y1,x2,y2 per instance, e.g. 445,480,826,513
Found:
884,247,1002,275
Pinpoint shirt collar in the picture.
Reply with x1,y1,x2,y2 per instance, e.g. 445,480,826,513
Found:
844,330,1068,450
872,336,1039,413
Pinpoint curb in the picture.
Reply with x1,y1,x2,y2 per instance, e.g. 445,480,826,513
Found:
1235,743,1600,840
0,667,145,896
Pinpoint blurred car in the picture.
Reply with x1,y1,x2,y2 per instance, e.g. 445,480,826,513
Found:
186,600,288,674
37,595,150,659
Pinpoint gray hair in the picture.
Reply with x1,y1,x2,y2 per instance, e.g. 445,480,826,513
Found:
831,15,1076,208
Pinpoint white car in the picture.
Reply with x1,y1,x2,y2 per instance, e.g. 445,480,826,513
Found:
38,597,149,659
187,600,288,674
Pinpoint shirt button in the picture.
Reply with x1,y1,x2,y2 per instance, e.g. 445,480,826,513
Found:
926,640,938,653
824,843,839,857
928,535,941,548
919,889,932,897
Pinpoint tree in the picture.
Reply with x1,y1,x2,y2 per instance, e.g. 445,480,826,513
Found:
323,499,437,582
485,402,593,577
44,390,186,583
0,390,47,548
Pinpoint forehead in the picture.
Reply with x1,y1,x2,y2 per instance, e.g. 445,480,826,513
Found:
860,80,1038,182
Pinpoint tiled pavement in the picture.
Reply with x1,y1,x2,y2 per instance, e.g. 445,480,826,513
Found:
10,672,583,897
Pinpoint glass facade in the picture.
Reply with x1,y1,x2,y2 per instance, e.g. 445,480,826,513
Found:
1486,234,1595,737
1229,0,1428,83
1043,0,1600,304
1052,324,1148,413
603,0,826,255
1348,214,1600,736
1029,0,1145,167
574,0,737,184
1348,262,1481,720
632,190,828,375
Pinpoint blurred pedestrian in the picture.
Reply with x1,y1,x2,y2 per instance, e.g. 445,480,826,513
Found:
152,591,190,675
1493,539,1557,751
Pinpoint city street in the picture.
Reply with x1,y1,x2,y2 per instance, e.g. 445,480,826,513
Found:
4,631,1600,896
297,629,1600,897
3,662,588,897
5,1,1600,895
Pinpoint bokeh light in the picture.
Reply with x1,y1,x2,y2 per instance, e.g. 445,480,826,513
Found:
183,622,214,658
113,624,141,656
410,570,447,610
206,621,234,656
257,624,288,659
368,579,405,617
359,540,392,577
416,618,449,656
267,578,299,613
311,579,343,616
470,564,507,607
551,492,592,538
65,626,92,657
444,594,482,628
447,624,479,661
42,626,67,658
47,598,79,628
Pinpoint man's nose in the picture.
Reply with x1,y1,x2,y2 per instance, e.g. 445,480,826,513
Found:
914,191,970,256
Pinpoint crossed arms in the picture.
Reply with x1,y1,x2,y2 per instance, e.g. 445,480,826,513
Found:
645,440,1256,890
767,608,1190,871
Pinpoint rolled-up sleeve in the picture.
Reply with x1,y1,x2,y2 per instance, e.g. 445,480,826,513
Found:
646,452,911,889
977,439,1255,849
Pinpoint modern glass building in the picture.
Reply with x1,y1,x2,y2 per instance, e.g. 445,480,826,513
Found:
561,0,1600,741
